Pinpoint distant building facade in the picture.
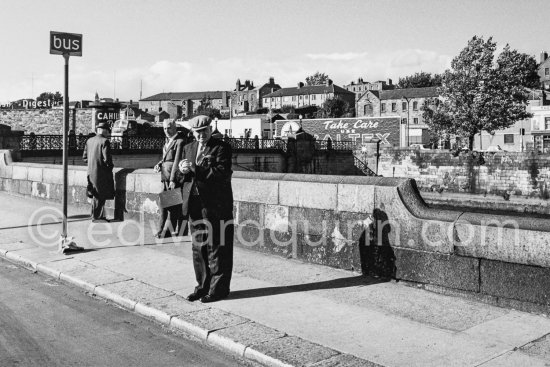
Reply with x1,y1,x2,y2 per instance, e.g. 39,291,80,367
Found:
231,77,281,115
539,51,550,91
357,86,439,145
139,91,231,119
262,80,355,111
344,78,394,100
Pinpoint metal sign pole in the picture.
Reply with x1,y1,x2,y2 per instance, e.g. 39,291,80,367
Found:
62,53,69,240
50,30,83,253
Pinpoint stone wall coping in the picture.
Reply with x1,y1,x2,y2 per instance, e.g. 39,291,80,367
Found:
6,160,550,233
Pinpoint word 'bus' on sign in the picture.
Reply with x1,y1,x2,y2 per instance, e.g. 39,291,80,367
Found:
50,31,83,57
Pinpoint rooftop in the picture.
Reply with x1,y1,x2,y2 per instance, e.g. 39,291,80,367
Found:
263,84,353,98
140,91,230,101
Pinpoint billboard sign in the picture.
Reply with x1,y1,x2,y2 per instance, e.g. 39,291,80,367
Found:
276,117,401,146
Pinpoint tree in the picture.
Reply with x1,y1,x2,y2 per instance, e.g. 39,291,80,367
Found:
305,72,330,86
317,97,350,118
422,36,538,150
397,72,442,89
194,96,221,119
36,91,63,104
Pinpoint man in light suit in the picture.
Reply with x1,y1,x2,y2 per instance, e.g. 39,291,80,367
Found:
83,122,115,223
153,119,188,238
179,115,234,303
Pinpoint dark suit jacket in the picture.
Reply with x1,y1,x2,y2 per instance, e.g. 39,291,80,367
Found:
180,137,233,220
83,135,115,200
157,133,185,183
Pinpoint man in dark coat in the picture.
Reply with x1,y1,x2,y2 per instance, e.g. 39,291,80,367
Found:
153,119,188,238
83,122,115,223
179,115,234,303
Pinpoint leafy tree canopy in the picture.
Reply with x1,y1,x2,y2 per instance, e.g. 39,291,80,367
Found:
305,72,330,86
316,97,350,118
36,91,63,103
397,72,442,89
422,36,538,150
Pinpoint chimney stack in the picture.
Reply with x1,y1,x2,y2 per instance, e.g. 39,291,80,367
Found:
236,79,241,91
297,82,304,88
269,77,274,85
387,78,393,86
325,79,333,86
541,51,549,63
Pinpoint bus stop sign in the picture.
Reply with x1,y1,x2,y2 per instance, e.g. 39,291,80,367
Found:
50,31,82,56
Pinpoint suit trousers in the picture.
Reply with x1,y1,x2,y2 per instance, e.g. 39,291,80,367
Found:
157,182,185,236
92,197,106,220
188,195,234,297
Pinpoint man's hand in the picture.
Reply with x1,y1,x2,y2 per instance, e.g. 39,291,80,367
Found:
168,181,176,190
154,163,161,173
179,159,191,174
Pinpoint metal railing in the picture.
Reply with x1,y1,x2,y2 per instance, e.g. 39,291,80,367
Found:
19,135,357,155
354,155,378,176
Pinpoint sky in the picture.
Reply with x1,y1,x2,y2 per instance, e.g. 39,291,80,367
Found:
0,0,549,103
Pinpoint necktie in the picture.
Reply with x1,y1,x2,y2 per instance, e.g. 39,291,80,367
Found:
196,143,206,165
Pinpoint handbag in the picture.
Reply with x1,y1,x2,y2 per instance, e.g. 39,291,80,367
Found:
159,188,184,209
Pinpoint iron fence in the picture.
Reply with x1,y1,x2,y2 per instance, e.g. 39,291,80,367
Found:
19,135,356,155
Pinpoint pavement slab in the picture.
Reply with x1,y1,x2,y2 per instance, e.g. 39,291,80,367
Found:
310,354,383,367
520,333,550,361
0,241,33,255
95,279,173,304
463,311,550,348
212,321,286,347
144,295,208,316
250,336,339,367
176,308,250,332
478,351,550,367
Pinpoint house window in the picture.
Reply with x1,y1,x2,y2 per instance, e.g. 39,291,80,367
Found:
381,103,386,113
545,117,550,130
504,134,514,144
546,68,550,76
292,96,296,101
312,95,316,100
413,117,419,124
299,95,303,100
402,102,406,111
401,118,407,124
391,103,396,112
413,101,418,111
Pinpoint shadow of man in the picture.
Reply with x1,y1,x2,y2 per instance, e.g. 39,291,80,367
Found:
359,207,396,278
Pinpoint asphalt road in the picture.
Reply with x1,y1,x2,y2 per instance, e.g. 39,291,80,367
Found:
0,258,255,367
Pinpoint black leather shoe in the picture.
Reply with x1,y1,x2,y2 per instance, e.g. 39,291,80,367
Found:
186,292,203,302
200,294,228,303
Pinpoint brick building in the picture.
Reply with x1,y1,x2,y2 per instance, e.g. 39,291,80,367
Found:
262,80,355,111
231,77,281,115
139,91,231,120
343,78,394,100
356,86,438,145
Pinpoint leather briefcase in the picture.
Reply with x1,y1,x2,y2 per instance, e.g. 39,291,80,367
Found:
159,188,184,209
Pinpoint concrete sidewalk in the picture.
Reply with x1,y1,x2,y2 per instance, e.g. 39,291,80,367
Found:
1,192,550,367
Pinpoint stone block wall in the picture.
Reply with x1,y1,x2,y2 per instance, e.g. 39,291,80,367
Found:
0,109,93,134
378,148,550,200
2,150,550,310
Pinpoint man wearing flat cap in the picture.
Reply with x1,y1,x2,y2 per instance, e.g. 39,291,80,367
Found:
83,122,115,222
179,115,234,303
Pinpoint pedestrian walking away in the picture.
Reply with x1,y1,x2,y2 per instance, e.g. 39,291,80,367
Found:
153,119,189,238
179,115,234,303
83,122,115,223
